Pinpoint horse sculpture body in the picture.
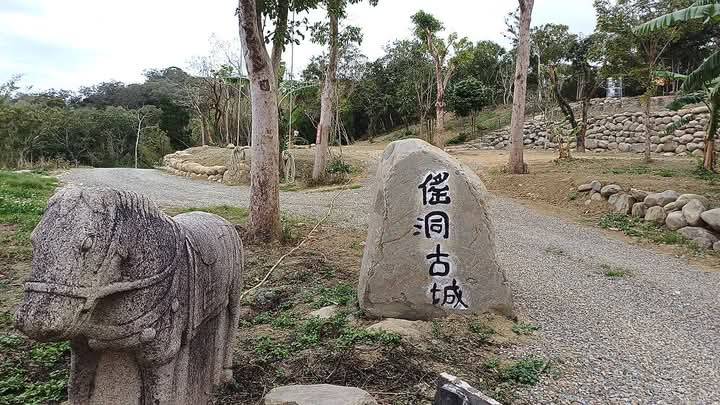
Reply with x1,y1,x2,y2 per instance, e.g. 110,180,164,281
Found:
15,186,243,405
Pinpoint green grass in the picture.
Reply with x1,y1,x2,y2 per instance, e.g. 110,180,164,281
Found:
309,283,356,309
499,357,548,385
601,264,632,279
606,160,720,184
468,321,495,342
599,213,700,251
0,338,70,405
512,322,540,336
0,171,58,258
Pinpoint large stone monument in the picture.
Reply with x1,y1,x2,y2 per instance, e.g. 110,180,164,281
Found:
358,139,513,320
14,186,244,405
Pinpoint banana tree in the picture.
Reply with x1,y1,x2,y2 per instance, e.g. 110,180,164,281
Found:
635,1,720,171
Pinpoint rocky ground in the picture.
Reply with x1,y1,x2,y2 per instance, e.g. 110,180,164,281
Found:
60,152,720,404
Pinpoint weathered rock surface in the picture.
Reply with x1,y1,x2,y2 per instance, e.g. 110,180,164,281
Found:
359,139,513,320
366,318,430,340
682,199,706,227
645,206,667,224
665,211,688,231
308,305,340,320
14,186,244,405
700,208,720,232
644,190,679,207
631,202,647,218
629,188,650,201
677,194,710,207
434,373,501,405
578,183,593,192
715,241,720,252
677,227,719,250
600,184,623,198
663,200,689,212
264,385,378,405
610,194,635,215
590,180,602,192
590,192,604,202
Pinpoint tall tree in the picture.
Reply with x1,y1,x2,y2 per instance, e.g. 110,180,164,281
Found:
312,0,375,181
508,0,535,174
411,11,463,138
237,0,282,241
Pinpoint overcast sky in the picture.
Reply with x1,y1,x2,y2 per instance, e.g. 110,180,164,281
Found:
0,0,596,92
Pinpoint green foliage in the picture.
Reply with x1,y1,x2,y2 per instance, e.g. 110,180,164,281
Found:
512,322,540,336
411,10,444,39
447,79,493,117
468,321,495,342
0,338,70,405
446,133,469,145
599,213,697,248
601,264,632,278
326,158,353,175
500,357,547,385
311,283,356,308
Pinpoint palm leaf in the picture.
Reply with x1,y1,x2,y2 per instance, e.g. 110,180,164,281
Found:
634,4,720,34
682,50,720,92
654,70,688,80
668,92,705,111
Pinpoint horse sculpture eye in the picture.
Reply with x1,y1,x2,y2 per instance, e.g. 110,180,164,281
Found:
81,236,94,252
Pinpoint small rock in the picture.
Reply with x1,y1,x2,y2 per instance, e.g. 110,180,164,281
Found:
700,208,720,232
435,373,502,405
254,288,282,311
611,194,635,215
665,211,688,231
600,184,623,198
677,227,719,250
590,192,604,202
366,319,430,341
644,190,679,207
590,180,602,192
307,305,340,320
577,183,593,192
629,188,650,201
682,199,707,227
645,206,667,224
663,200,689,212
631,202,647,218
264,384,378,405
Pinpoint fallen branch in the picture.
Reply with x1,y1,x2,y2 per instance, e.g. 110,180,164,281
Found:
239,189,345,301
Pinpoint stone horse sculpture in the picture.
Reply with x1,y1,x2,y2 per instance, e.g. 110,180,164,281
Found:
15,186,244,405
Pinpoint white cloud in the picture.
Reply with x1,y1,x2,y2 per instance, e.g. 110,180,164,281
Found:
0,0,596,90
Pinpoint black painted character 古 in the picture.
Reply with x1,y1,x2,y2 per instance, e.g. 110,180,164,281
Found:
419,172,451,206
426,244,451,276
431,279,468,309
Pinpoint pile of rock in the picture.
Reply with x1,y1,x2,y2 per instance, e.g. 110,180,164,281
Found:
578,181,720,251
163,151,230,183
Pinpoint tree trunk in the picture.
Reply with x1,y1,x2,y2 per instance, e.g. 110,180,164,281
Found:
705,102,718,172
577,98,589,153
312,12,338,182
644,95,653,163
238,0,282,242
270,0,290,83
508,0,534,174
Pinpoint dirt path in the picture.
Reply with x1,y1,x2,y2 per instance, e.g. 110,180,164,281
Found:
60,165,720,404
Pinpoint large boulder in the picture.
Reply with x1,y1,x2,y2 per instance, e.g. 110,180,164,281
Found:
264,385,378,405
610,193,635,215
644,190,679,207
677,194,710,207
682,199,707,227
645,206,667,225
677,227,719,250
665,211,688,231
663,199,689,212
359,140,513,320
630,188,650,201
701,208,720,232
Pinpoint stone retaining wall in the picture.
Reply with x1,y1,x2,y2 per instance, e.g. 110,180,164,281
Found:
163,150,234,183
462,105,719,157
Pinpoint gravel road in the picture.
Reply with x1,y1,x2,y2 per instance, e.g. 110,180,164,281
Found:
61,168,720,404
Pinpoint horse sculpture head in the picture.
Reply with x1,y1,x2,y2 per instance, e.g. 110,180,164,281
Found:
16,186,180,343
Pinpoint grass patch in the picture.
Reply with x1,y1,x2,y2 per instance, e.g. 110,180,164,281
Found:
468,321,495,342
499,357,548,385
599,213,697,249
601,264,631,279
512,322,540,336
0,171,58,259
0,337,70,405
309,283,355,309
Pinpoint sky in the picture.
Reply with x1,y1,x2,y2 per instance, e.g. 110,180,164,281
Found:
0,0,597,92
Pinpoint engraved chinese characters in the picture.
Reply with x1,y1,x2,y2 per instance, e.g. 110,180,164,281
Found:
417,172,467,309
358,139,513,320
